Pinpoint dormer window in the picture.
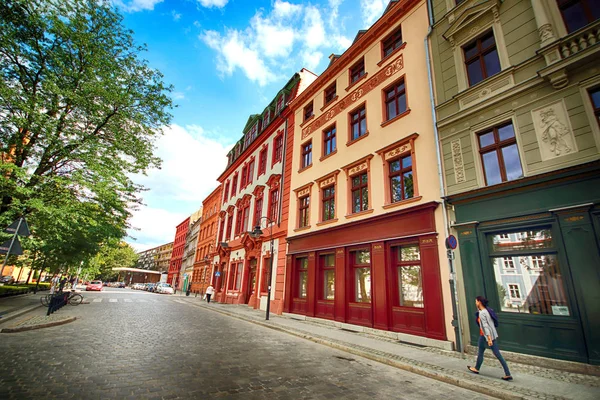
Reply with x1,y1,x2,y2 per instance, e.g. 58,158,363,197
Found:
264,110,271,126
276,95,285,114
324,83,337,105
349,58,365,84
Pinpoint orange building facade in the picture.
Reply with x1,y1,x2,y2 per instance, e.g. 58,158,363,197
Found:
213,70,317,314
283,0,454,347
191,185,222,294
168,217,190,288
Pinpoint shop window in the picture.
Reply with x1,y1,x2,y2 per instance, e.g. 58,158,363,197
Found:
324,83,337,105
349,58,365,84
322,185,335,221
389,155,413,203
349,105,367,142
558,0,600,33
235,263,243,290
351,173,369,213
384,78,407,121
258,147,268,176
323,125,336,157
262,258,271,292
392,245,423,308
320,253,335,300
489,228,571,316
273,134,283,165
296,257,308,298
220,266,227,290
588,86,600,127
304,102,314,122
301,141,312,169
463,31,501,87
477,122,523,186
298,195,310,228
382,25,403,59
352,249,371,303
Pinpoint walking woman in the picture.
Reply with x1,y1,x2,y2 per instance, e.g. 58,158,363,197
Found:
468,296,513,381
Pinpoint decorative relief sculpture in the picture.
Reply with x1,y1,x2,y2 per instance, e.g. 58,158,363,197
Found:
451,139,466,184
531,101,577,160
384,143,411,160
349,162,367,176
319,176,335,188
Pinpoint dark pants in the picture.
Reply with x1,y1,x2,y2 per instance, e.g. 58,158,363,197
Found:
206,294,211,303
475,335,511,376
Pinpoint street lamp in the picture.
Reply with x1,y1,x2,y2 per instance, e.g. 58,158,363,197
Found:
249,216,274,321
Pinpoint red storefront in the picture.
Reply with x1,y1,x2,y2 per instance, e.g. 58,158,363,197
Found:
284,202,446,341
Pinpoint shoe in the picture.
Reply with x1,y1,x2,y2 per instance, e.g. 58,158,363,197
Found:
501,376,513,381
467,366,479,374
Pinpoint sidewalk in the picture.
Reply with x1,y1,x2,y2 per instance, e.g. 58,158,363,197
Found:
176,296,600,400
0,292,44,322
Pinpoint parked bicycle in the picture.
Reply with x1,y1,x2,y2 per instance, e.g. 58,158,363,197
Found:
40,290,83,306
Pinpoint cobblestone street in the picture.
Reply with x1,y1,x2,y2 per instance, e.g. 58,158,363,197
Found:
0,289,493,399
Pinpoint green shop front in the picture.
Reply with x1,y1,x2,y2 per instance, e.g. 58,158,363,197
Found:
449,161,600,364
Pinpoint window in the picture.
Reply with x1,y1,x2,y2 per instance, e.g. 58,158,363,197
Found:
296,257,308,298
531,255,544,269
258,147,268,176
324,83,336,105
273,134,283,164
320,254,335,300
349,58,365,84
242,204,250,232
508,284,521,299
351,173,369,213
264,109,271,126
223,182,229,202
352,249,371,303
225,214,233,240
323,126,336,157
301,141,312,169
558,0,600,33
229,262,243,290
261,257,271,292
247,160,255,185
276,95,285,114
490,229,570,315
393,245,423,308
235,208,242,235
503,256,515,270
463,31,501,87
298,195,310,228
253,197,263,227
322,185,335,221
478,122,523,186
382,26,403,58
588,86,600,127
389,155,413,203
240,166,247,188
304,102,314,122
384,79,407,121
350,105,367,141
231,175,238,197
268,189,279,222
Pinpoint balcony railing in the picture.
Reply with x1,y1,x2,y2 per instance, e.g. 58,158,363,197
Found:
559,20,600,59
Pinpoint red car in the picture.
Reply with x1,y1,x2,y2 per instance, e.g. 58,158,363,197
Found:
86,280,103,291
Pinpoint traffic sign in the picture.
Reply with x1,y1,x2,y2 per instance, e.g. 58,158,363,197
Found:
215,271,221,277
445,234,458,250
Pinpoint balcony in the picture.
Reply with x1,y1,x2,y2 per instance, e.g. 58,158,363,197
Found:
539,20,600,88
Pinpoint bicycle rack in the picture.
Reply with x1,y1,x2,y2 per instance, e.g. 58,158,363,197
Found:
47,292,69,316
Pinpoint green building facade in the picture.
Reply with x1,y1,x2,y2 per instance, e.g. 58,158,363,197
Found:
429,0,600,364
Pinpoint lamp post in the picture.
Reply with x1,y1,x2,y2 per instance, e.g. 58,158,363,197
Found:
249,216,274,321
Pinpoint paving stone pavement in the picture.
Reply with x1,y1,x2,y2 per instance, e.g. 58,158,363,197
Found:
0,289,495,399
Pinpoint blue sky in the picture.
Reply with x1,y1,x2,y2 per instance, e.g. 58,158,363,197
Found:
117,0,391,251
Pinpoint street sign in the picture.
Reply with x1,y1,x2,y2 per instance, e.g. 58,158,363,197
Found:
4,217,30,237
445,234,458,250
0,236,23,255
215,271,221,277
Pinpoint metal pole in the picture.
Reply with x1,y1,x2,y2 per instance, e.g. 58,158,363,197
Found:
0,217,22,276
266,236,274,321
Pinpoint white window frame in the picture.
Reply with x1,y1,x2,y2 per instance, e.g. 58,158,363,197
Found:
503,256,515,271
507,283,522,300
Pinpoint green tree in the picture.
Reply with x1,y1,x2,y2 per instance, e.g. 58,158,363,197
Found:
0,0,173,262
85,240,138,281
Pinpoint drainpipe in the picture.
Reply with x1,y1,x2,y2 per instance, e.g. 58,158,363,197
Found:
425,0,464,356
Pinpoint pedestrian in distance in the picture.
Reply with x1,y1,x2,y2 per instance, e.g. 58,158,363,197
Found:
58,276,67,293
205,284,214,303
468,296,513,381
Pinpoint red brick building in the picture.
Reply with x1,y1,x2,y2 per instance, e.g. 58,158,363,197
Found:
192,185,222,294
213,70,317,314
168,217,190,288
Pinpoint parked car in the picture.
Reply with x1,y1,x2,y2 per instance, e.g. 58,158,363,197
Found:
0,275,15,284
86,280,103,291
118,282,126,288
155,283,174,295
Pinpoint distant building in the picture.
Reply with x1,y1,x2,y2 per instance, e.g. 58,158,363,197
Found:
180,214,202,291
155,242,173,273
192,185,222,294
168,217,190,288
136,246,158,271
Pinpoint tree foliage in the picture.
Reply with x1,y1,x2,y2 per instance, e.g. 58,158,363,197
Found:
0,0,173,266
85,240,138,281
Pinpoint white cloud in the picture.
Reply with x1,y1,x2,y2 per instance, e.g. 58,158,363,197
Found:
197,0,228,8
172,91,185,100
302,6,326,49
172,10,182,21
113,0,164,12
273,0,302,18
252,13,296,58
301,50,323,70
360,0,387,26
128,207,186,251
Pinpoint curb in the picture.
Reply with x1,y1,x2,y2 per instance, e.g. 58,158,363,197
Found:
0,316,77,333
0,304,43,325
184,301,561,400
